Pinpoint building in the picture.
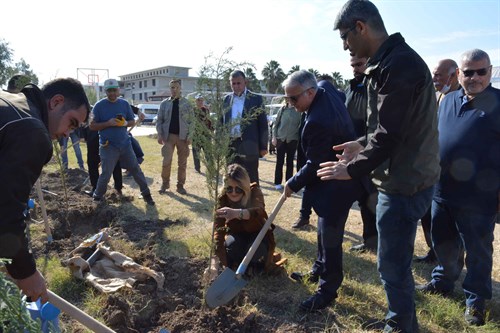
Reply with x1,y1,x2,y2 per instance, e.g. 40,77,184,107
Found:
119,65,200,104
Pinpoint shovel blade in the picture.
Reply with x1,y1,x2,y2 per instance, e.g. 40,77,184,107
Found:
205,267,248,308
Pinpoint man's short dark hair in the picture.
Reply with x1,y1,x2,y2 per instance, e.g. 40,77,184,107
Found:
42,78,91,121
230,70,246,80
170,79,182,86
334,0,386,33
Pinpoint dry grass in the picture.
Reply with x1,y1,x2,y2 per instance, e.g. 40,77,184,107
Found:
59,131,500,332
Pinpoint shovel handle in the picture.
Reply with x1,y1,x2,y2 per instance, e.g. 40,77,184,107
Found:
235,193,286,276
47,290,116,333
35,180,53,242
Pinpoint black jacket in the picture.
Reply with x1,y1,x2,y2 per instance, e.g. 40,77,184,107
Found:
0,85,52,279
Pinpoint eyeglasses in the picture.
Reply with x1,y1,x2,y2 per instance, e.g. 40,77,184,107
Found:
340,26,357,41
285,87,313,103
226,186,243,194
460,66,491,78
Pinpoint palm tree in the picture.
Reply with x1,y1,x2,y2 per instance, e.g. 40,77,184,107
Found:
287,65,301,77
261,60,286,94
307,68,320,78
242,67,261,92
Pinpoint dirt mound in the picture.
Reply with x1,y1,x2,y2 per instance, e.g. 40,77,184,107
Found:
29,169,304,333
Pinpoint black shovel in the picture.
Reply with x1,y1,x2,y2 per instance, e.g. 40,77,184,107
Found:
205,193,286,308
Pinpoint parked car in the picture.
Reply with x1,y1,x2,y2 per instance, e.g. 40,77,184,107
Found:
137,104,160,124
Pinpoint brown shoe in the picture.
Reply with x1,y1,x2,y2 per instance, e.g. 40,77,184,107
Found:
176,185,187,195
292,218,310,229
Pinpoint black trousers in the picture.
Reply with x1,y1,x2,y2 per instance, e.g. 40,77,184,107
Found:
274,139,298,185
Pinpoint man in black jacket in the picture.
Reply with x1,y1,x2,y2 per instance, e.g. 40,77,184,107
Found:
0,78,90,303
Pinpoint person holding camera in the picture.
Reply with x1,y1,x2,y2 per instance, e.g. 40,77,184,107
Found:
89,79,154,205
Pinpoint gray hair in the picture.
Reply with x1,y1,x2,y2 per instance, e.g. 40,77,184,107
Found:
460,49,491,66
282,70,318,90
333,0,386,33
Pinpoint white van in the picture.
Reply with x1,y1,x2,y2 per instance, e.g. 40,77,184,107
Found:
136,104,160,124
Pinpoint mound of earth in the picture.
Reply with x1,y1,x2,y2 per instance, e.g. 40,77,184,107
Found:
29,169,302,333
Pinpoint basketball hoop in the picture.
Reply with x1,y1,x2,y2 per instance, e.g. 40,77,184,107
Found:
88,74,99,85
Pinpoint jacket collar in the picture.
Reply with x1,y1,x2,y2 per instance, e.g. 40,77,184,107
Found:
365,33,405,76
21,84,49,128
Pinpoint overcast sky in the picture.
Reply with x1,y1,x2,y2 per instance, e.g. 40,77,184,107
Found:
1,0,499,86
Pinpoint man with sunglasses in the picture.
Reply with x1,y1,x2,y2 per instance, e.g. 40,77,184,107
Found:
283,70,364,311
319,1,441,331
1,78,90,304
417,49,500,327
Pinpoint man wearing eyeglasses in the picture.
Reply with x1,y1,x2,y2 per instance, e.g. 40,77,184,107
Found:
318,1,440,332
417,49,500,327
283,70,364,312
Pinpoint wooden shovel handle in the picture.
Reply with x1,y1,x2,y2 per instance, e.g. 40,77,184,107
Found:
35,180,52,242
235,193,286,276
48,290,116,333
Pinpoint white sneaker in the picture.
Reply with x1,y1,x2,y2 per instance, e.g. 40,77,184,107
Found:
275,184,284,191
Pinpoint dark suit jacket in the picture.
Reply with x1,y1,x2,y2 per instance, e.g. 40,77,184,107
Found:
223,90,268,158
288,84,361,217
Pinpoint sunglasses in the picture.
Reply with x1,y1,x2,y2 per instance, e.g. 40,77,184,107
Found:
460,66,491,78
285,87,312,103
226,186,243,194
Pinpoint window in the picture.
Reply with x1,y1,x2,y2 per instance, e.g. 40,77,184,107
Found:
152,79,156,87
144,92,148,100
144,80,147,88
132,94,135,100
139,81,142,88
139,93,143,100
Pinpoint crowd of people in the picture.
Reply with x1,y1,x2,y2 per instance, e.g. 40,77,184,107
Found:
1,0,498,332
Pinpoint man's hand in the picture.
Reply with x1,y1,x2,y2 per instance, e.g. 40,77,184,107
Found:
317,161,352,180
284,183,294,198
138,111,146,122
157,137,164,145
16,270,48,304
333,141,363,163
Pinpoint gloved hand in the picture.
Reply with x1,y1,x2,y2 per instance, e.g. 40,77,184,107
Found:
116,117,127,127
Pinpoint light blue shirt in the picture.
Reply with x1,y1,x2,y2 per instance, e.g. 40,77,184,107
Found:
230,89,246,137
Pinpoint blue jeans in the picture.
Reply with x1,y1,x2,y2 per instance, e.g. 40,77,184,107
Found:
377,186,433,333
430,200,496,311
59,131,84,169
94,143,150,199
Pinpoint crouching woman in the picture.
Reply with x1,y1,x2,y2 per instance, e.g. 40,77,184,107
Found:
213,164,276,274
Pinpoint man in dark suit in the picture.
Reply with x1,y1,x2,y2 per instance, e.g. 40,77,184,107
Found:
223,70,268,184
284,70,363,311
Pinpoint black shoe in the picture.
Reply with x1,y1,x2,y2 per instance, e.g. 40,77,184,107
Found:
292,218,310,229
299,292,333,311
159,183,170,194
290,271,319,283
92,195,104,204
84,190,94,197
416,282,451,296
414,250,437,264
465,307,485,326
142,194,155,206
176,185,187,195
349,243,376,253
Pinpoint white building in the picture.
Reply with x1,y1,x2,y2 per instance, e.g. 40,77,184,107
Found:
119,65,200,104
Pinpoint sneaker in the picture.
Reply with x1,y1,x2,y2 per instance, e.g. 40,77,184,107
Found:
465,306,485,326
92,195,103,203
416,282,452,296
275,184,284,191
292,218,310,229
142,194,155,206
176,185,187,195
84,190,94,197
